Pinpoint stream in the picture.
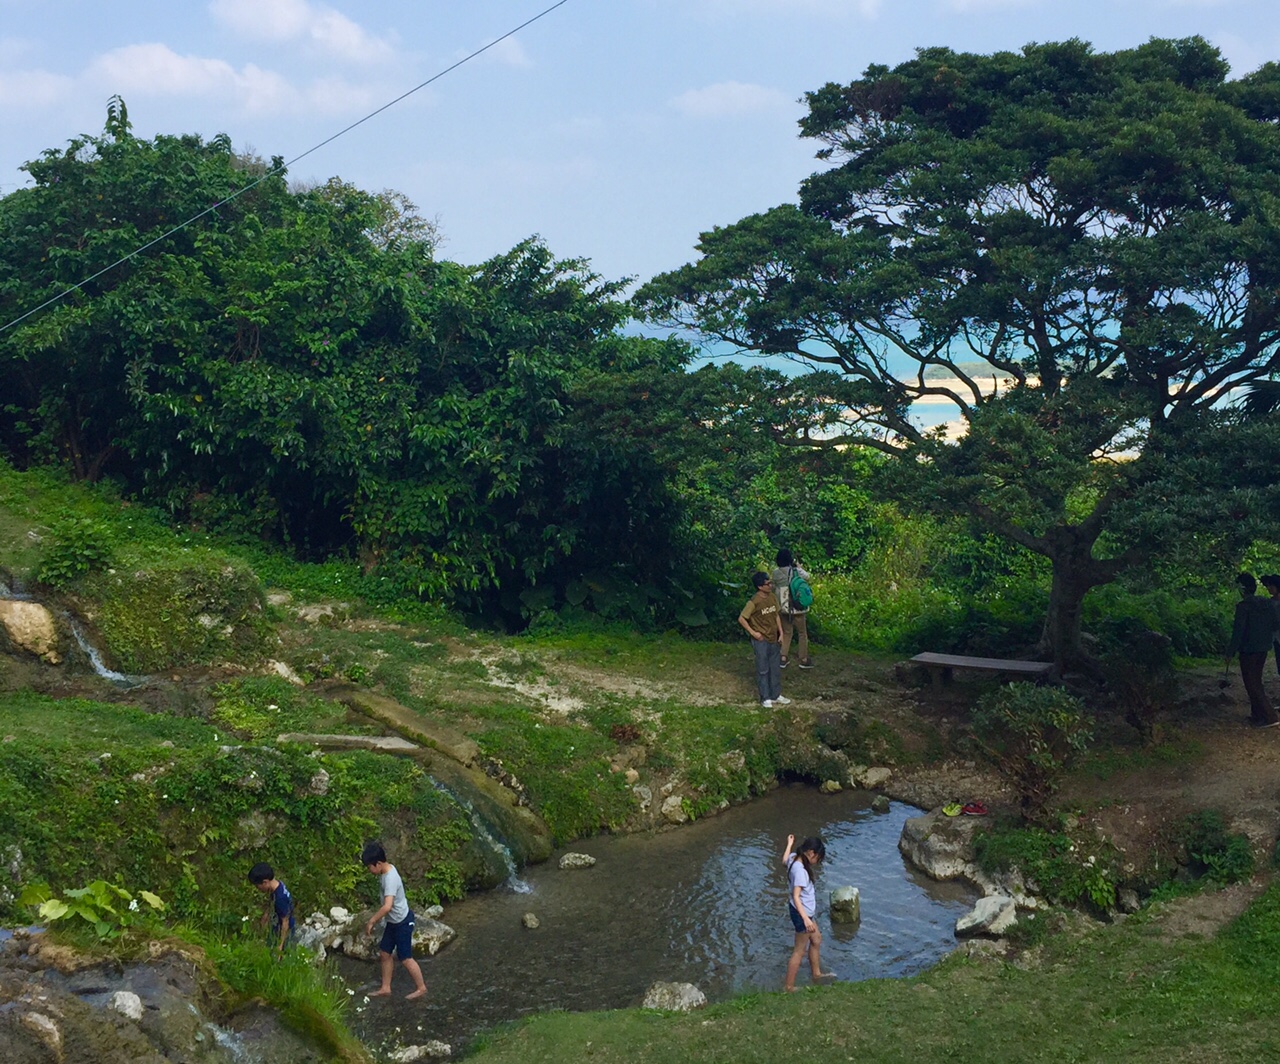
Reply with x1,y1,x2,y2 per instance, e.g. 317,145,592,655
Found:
340,784,978,1054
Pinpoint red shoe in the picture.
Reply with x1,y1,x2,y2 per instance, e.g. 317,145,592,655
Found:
961,802,988,816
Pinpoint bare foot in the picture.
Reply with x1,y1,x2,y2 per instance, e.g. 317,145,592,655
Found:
784,986,797,993
814,971,838,980
405,987,427,1001
369,988,393,998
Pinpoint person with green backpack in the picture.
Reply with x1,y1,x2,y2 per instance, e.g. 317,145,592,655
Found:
772,548,815,669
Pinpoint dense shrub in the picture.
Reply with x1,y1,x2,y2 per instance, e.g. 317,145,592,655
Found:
971,683,1093,821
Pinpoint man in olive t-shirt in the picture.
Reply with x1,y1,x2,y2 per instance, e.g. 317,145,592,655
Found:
738,572,790,707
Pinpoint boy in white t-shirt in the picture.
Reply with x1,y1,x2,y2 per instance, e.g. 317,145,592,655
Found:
362,841,428,1000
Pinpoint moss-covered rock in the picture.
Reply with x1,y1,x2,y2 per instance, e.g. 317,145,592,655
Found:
77,549,273,673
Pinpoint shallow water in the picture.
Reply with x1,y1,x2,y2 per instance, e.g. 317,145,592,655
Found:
341,785,977,1053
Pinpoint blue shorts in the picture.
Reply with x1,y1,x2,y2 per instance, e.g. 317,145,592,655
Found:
788,905,810,934
379,912,416,960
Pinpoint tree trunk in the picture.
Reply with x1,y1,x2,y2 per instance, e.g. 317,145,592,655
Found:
1038,531,1125,678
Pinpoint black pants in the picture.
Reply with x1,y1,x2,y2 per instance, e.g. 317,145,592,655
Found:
1239,652,1277,725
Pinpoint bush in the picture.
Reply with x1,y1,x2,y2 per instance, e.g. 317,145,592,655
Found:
1182,810,1254,885
971,683,1093,821
36,516,114,587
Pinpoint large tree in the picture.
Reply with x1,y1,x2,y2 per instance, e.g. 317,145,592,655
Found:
637,37,1280,671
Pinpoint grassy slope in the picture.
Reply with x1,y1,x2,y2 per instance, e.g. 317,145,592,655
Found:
468,885,1280,1063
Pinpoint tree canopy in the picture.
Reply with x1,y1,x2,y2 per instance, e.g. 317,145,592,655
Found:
0,107,745,621
637,37,1280,669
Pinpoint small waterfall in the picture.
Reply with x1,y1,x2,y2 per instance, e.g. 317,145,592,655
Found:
66,615,142,688
431,777,532,894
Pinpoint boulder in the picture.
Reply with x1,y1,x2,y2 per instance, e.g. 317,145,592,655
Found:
633,784,653,812
870,795,891,814
0,600,60,664
829,886,861,925
898,808,984,882
819,779,843,794
558,852,596,871
642,981,706,1011
660,795,689,824
267,660,305,685
849,765,893,789
955,894,1017,937
325,908,456,961
522,912,540,930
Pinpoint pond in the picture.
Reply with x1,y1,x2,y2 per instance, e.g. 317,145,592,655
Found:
341,784,978,1054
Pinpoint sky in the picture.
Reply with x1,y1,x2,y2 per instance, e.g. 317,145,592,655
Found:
2,0,1279,288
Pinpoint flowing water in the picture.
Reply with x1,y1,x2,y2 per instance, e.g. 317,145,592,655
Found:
340,784,977,1053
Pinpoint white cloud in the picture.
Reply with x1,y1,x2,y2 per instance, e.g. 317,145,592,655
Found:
84,43,370,118
480,36,533,69
670,81,795,119
209,0,391,63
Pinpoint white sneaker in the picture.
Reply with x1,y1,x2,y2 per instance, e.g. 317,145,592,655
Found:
761,700,774,708
774,695,792,705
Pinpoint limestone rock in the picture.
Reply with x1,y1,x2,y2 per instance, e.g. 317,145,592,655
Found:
522,912,540,929
0,600,60,664
328,908,456,961
633,783,653,812
389,1042,452,1061
18,1011,62,1055
829,886,861,925
849,765,893,789
870,794,891,814
898,808,984,882
819,779,843,794
109,990,144,1021
624,768,641,784
1118,888,1141,914
558,852,596,870
642,981,706,1011
660,795,688,824
424,905,444,919
306,769,331,796
267,659,305,685
955,894,1017,937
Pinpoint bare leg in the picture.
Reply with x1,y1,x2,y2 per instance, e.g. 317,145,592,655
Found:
402,957,427,1000
807,928,835,979
370,951,394,996
784,932,808,991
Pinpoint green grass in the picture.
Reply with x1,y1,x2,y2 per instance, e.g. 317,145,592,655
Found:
468,883,1280,1064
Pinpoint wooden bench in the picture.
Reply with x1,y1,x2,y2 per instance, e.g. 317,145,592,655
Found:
910,652,1053,691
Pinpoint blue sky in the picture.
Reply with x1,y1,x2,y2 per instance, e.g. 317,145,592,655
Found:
2,1,1277,286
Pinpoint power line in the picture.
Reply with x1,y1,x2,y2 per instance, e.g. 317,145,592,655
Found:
0,0,573,336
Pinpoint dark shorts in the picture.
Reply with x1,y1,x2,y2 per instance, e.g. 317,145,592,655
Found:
379,912,416,960
788,904,810,934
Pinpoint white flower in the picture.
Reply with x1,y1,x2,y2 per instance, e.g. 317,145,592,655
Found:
268,705,278,710
128,899,139,911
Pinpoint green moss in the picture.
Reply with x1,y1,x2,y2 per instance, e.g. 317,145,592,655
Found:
79,547,273,672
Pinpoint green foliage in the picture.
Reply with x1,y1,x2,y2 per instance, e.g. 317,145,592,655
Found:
0,692,479,924
19,879,165,940
974,826,1120,910
1181,810,1255,886
971,684,1093,820
638,37,1280,670
35,516,114,587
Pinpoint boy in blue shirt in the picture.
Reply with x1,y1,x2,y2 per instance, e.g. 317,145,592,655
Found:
248,862,295,956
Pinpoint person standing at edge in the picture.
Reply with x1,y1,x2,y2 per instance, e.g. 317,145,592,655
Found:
1226,573,1279,728
1261,574,1280,678
739,572,791,709
772,548,814,670
362,841,428,1000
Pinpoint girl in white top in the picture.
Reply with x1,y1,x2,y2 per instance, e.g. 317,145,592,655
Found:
782,833,836,991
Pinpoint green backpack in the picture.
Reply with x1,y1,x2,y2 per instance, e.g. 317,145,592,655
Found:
788,568,814,611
